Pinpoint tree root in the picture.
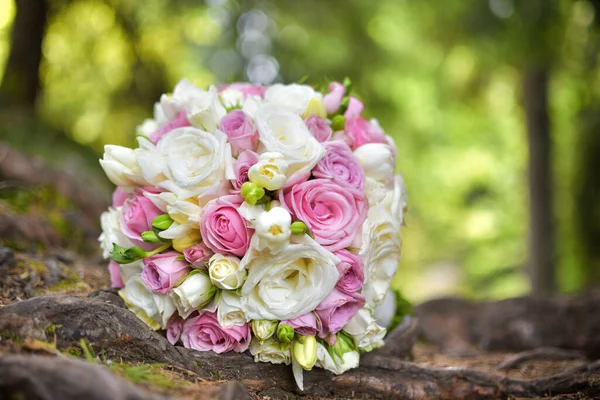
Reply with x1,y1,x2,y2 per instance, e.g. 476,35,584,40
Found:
496,347,588,370
1,293,599,399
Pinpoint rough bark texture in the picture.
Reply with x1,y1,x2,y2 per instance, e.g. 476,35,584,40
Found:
417,292,600,359
1,292,599,399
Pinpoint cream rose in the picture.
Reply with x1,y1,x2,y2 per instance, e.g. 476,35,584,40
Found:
144,127,234,200
353,143,396,185
208,254,247,290
217,290,248,328
240,236,339,320
249,337,291,365
172,270,217,318
315,343,359,375
255,105,326,185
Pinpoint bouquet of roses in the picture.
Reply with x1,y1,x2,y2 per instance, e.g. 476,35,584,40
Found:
98,78,406,389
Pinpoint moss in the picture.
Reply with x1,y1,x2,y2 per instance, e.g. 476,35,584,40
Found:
48,276,89,293
65,347,82,357
1,331,22,343
110,363,189,390
45,324,62,336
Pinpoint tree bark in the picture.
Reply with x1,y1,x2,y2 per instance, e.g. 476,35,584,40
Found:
522,68,556,295
0,0,48,108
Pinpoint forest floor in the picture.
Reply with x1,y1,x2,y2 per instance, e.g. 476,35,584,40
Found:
1,144,599,399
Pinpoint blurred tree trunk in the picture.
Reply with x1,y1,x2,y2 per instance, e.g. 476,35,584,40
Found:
522,68,556,295
574,3,600,288
0,0,48,109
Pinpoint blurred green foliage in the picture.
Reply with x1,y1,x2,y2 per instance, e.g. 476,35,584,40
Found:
0,0,598,301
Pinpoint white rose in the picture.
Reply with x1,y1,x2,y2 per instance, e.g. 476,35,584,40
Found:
99,145,148,187
241,235,339,320
146,127,234,200
208,254,247,290
249,337,291,365
343,307,386,352
121,274,175,330
172,270,216,318
353,143,395,184
253,207,292,253
379,174,408,226
360,205,402,307
264,83,317,115
248,152,289,190
217,290,248,328
315,343,360,375
98,207,133,259
255,105,326,184
161,80,225,131
373,290,397,329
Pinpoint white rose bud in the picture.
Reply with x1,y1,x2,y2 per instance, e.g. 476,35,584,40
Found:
253,207,292,253
249,337,291,365
248,152,289,191
172,270,216,318
251,320,279,342
217,290,248,328
208,254,247,290
99,145,147,187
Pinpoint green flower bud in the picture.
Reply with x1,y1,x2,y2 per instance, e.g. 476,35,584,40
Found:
252,320,278,342
152,214,174,231
332,331,356,358
240,182,266,205
330,115,346,132
339,97,350,115
342,77,352,94
290,221,308,235
110,243,147,264
277,323,295,344
141,230,162,243
292,335,317,371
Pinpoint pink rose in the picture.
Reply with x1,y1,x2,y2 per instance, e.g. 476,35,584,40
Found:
340,116,387,150
323,82,345,114
230,150,259,194
305,115,332,143
150,110,191,144
119,189,163,250
141,251,191,294
200,195,252,257
183,242,213,268
316,289,365,343
112,187,128,207
283,312,321,336
108,260,124,289
219,83,266,98
334,249,364,293
181,311,251,353
220,110,259,156
281,179,368,252
312,141,365,190
344,97,364,118
166,315,184,345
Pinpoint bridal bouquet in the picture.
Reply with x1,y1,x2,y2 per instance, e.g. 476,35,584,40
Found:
99,79,406,389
